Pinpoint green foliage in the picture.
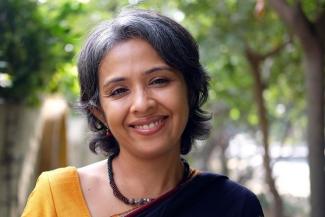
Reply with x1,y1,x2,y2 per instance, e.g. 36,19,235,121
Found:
300,0,325,20
176,0,307,142
0,0,83,104
73,0,307,143
0,0,310,144
46,63,79,102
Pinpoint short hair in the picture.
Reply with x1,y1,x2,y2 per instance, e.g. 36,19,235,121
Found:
77,9,210,155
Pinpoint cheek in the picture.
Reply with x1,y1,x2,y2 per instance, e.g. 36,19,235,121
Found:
157,86,189,120
100,101,127,128
174,85,189,114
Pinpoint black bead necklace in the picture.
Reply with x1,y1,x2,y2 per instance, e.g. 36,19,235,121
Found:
107,153,190,206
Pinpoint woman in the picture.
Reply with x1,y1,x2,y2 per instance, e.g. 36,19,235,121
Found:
22,9,264,217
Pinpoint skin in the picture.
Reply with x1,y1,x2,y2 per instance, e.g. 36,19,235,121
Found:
78,38,190,217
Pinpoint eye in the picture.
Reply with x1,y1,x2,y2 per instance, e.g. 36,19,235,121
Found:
150,78,170,86
109,87,129,97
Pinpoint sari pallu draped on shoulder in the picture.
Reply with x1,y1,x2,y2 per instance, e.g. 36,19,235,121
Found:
126,172,264,217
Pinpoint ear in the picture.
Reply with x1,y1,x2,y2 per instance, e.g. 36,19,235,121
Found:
90,106,108,127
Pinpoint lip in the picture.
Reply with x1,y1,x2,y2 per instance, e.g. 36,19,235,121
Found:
129,116,168,135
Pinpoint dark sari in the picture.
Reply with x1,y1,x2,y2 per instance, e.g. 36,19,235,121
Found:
126,172,264,217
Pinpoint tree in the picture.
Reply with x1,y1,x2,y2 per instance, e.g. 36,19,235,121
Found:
0,0,82,103
3,0,316,216
0,0,83,216
245,41,291,217
268,1,325,217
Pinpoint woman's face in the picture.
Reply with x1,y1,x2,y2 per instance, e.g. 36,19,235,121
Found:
97,38,189,159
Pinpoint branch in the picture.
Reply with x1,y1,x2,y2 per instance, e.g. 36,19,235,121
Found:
268,0,295,26
245,39,291,63
245,45,263,66
269,0,319,52
261,39,292,59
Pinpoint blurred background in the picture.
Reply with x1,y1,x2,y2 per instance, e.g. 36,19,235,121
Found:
0,0,324,217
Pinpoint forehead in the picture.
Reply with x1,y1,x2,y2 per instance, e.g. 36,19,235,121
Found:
107,38,160,60
98,38,189,87
99,38,167,75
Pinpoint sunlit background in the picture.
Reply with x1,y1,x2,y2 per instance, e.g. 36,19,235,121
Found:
1,0,324,217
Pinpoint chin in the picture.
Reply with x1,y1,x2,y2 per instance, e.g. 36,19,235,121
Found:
131,144,180,160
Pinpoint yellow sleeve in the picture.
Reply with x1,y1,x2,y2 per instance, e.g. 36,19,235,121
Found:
21,172,57,217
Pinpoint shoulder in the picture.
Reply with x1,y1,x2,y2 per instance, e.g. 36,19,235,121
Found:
195,172,257,198
30,166,78,196
33,166,80,194
42,166,78,183
21,167,78,217
77,160,106,178
192,172,264,216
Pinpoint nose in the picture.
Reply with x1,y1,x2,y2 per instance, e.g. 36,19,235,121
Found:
130,88,156,115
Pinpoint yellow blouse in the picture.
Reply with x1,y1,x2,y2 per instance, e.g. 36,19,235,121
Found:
21,167,91,217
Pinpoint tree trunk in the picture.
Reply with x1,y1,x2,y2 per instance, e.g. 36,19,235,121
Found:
0,104,42,217
0,104,18,217
268,1,325,216
245,48,284,217
200,138,217,171
219,138,229,176
0,97,69,216
303,46,325,217
193,124,231,175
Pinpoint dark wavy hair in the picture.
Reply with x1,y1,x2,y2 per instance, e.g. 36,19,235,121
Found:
77,9,210,156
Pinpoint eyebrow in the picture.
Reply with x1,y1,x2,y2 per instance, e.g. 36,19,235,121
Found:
102,66,175,88
144,66,175,75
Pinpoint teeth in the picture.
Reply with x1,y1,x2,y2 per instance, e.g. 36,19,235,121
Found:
135,120,161,129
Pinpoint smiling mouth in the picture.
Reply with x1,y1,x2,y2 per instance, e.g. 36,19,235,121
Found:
134,119,164,129
129,116,168,134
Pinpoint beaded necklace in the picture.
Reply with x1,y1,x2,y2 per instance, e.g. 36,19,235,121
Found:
107,153,190,206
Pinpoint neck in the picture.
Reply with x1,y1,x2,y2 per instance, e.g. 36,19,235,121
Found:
111,152,184,199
